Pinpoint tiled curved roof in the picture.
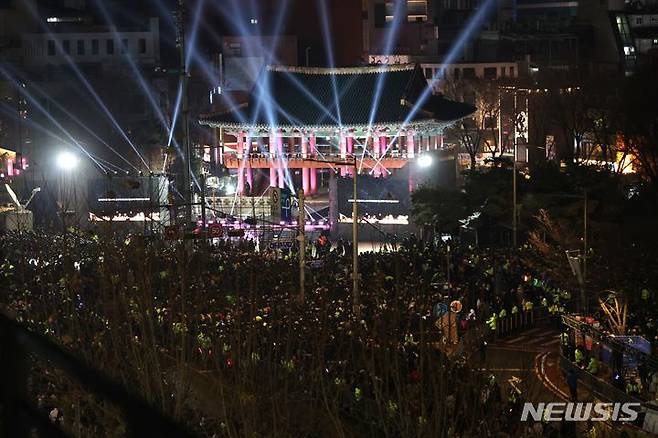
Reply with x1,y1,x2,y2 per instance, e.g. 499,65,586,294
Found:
200,64,475,131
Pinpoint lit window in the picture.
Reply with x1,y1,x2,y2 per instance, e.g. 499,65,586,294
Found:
228,42,241,56
407,0,428,21
250,18,258,24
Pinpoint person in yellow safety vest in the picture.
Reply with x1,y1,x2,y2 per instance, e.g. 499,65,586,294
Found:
511,305,519,315
499,308,507,319
574,348,584,366
524,301,534,312
586,357,599,375
626,381,640,396
642,288,650,301
486,314,497,331
541,297,548,307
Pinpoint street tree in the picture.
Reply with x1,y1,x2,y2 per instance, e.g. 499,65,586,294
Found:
443,79,503,169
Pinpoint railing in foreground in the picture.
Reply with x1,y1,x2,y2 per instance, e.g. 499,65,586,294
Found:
0,312,196,438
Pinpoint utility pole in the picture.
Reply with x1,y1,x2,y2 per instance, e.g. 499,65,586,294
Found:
352,157,360,317
583,190,587,282
583,190,588,313
298,189,305,304
306,155,360,315
177,0,192,229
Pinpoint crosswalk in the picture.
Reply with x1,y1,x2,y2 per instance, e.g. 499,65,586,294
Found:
490,327,561,353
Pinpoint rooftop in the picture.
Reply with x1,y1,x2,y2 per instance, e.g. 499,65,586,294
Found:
199,64,475,135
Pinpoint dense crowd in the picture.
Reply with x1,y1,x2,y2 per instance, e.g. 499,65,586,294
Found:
0,230,613,436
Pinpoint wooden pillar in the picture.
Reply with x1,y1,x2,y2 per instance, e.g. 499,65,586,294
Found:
310,134,318,194
302,134,310,195
406,132,415,158
269,132,277,188
346,133,354,177
276,131,284,189
245,135,253,195
340,133,347,177
237,131,245,194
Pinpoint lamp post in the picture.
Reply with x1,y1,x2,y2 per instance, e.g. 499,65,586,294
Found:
298,188,306,304
306,155,360,316
351,156,358,317
56,151,80,234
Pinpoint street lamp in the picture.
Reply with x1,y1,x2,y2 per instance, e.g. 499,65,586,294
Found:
418,154,433,168
56,151,79,171
56,150,81,234
306,154,360,316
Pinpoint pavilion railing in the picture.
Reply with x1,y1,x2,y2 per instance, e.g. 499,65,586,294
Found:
0,312,196,438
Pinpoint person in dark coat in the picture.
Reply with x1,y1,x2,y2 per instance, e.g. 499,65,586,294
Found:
566,368,578,401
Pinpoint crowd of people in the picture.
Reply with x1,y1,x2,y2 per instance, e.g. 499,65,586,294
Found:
0,230,642,436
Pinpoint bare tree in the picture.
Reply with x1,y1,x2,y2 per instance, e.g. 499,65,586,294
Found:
546,86,590,164
444,79,502,169
599,291,628,335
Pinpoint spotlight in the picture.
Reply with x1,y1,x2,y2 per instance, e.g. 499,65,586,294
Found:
56,151,79,171
418,154,433,168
